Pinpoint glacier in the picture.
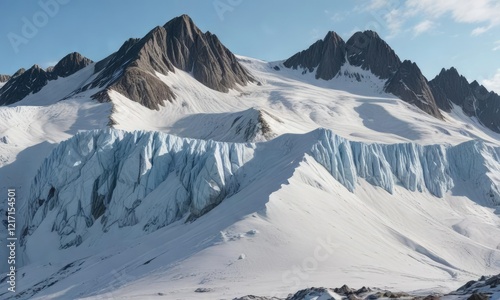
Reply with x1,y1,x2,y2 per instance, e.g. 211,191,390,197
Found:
21,128,500,251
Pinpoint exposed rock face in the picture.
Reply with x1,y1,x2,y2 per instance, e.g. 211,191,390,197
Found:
0,53,92,105
81,14,254,110
453,273,500,299
429,67,475,113
0,65,51,105
471,81,500,132
346,30,401,79
283,31,346,80
429,68,500,132
284,30,443,119
384,60,442,119
0,74,11,82
12,68,26,78
52,52,93,78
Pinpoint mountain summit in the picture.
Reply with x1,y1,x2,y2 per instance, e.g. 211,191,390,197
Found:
0,52,92,105
345,30,401,79
81,14,254,109
430,67,500,132
283,30,443,119
284,31,346,80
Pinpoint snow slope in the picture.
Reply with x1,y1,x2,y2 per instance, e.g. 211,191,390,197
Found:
1,54,500,299
2,128,499,299
106,57,500,147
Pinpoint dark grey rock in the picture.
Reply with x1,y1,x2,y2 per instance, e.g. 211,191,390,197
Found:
0,52,92,105
0,74,11,82
346,30,401,79
194,287,213,293
333,284,355,295
0,65,51,105
286,287,335,300
470,81,500,133
467,293,489,300
52,52,93,78
284,31,346,80
233,296,282,300
384,60,442,119
284,30,444,120
429,67,500,133
429,67,475,113
355,286,371,294
78,14,254,110
12,68,25,78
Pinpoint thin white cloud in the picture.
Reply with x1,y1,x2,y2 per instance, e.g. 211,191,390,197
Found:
406,0,500,35
482,69,500,94
367,0,393,10
365,0,500,36
413,20,435,36
383,9,406,37
493,41,500,51
324,10,350,23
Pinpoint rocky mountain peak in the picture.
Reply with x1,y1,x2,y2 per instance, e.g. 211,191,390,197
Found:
12,68,26,78
283,31,346,80
82,14,254,109
52,52,93,78
346,30,401,79
163,14,200,41
385,60,442,118
429,67,474,113
0,74,11,82
0,64,51,105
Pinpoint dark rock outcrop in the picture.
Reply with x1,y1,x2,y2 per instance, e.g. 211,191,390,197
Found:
467,293,489,300
346,30,401,79
52,52,93,78
0,52,92,105
285,287,334,300
284,30,443,119
0,65,51,105
429,67,475,113
284,31,346,80
429,68,500,132
0,74,10,82
233,296,281,300
384,60,442,119
12,68,26,78
79,14,254,110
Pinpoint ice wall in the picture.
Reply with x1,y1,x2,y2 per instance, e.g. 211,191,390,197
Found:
22,129,500,249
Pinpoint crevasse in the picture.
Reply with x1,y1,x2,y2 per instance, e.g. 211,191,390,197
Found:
22,128,500,249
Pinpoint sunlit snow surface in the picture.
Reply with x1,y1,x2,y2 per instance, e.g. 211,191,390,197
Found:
0,57,499,299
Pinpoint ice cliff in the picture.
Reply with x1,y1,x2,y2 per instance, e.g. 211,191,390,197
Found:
22,129,500,249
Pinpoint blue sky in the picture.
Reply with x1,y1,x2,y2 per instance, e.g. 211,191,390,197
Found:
0,0,499,92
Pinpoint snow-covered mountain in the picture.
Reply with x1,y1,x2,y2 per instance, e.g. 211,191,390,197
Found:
1,14,500,300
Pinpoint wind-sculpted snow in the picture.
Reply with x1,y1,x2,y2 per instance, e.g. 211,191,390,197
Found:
22,129,500,250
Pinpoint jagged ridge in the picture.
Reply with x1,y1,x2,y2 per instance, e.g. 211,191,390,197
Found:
283,30,442,119
82,14,254,110
0,52,93,105
430,67,500,133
